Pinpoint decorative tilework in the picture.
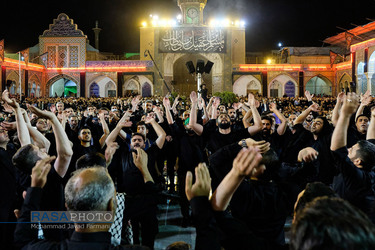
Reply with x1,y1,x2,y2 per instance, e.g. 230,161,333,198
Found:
69,46,79,67
47,46,56,68
40,37,86,67
41,13,85,37
58,46,67,68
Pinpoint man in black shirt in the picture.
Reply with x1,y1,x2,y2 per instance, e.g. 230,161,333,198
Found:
330,92,375,222
189,91,262,154
0,126,18,249
106,111,166,249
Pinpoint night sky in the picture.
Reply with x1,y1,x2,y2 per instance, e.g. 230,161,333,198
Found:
2,0,375,54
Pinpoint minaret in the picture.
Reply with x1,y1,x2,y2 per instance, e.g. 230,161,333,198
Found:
92,21,101,50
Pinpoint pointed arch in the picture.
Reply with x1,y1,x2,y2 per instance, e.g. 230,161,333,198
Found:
87,75,117,97
305,75,332,96
338,73,352,93
233,75,262,96
46,74,78,97
268,73,298,97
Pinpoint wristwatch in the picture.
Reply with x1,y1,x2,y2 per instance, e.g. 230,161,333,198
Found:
241,139,247,148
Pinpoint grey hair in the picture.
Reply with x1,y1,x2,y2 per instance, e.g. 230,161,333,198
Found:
64,166,115,211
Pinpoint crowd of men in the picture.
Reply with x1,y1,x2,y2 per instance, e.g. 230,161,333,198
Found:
1,88,375,250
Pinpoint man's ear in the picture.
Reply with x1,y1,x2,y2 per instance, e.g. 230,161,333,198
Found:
107,195,116,212
353,158,362,167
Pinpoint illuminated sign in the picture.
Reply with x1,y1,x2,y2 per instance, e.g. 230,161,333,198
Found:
159,28,226,53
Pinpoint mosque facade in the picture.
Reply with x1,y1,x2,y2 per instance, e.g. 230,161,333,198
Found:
0,0,374,98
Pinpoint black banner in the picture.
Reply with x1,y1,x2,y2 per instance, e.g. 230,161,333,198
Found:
159,28,226,53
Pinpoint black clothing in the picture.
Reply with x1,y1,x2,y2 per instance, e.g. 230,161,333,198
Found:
169,117,207,220
280,124,313,163
116,143,159,195
0,144,18,249
347,124,367,148
332,146,375,222
191,196,286,250
113,141,159,249
202,119,251,154
41,165,67,241
209,143,288,248
253,130,285,157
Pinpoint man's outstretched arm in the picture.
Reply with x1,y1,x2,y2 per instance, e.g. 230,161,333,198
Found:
331,93,359,151
28,106,73,177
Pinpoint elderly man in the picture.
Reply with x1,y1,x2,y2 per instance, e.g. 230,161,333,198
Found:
14,148,151,249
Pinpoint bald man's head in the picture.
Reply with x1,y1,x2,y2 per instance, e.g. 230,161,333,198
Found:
65,166,115,212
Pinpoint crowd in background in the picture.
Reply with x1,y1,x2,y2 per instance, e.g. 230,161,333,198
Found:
1,88,375,250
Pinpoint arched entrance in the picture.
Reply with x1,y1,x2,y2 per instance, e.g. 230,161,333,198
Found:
338,73,351,93
233,75,262,96
172,55,212,95
105,81,116,97
28,74,41,98
88,75,117,97
268,74,298,97
6,71,20,95
123,75,153,97
49,79,77,97
269,80,282,97
47,75,79,97
306,75,332,96
123,79,140,96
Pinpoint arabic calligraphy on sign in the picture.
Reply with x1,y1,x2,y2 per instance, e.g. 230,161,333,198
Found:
159,28,226,53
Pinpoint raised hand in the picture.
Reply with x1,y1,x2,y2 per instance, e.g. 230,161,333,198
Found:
2,89,19,109
190,91,198,103
31,156,56,188
163,96,170,107
144,115,155,124
132,148,148,172
213,97,220,107
243,138,270,153
28,105,56,120
185,163,211,201
131,95,141,107
232,147,263,177
269,102,277,112
341,92,359,115
247,93,255,107
298,147,319,163
337,92,345,103
1,121,16,131
360,90,372,106
3,102,14,113
305,90,314,101
153,105,161,113
309,102,320,112
172,95,180,107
